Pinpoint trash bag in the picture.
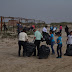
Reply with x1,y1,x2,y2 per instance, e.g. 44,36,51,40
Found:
66,45,72,56
43,33,51,45
46,39,51,45
43,33,50,41
39,45,50,59
55,32,58,35
26,42,36,57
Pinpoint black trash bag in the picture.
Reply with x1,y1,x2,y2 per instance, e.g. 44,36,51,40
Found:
46,39,51,45
43,33,51,45
55,32,60,36
43,33,50,41
39,45,50,59
26,42,36,57
66,45,72,56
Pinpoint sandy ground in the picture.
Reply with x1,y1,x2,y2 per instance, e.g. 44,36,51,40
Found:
0,28,72,72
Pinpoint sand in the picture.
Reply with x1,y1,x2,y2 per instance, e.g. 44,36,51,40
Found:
0,28,72,72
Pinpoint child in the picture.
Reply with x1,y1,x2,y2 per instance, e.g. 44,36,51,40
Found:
56,32,62,58
50,30,55,54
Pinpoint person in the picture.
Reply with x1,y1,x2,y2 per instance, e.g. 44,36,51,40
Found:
32,25,35,29
56,32,62,58
64,31,72,55
50,26,53,31
53,26,57,32
17,22,20,35
3,22,7,31
50,30,55,54
59,25,62,33
65,25,69,36
42,26,47,33
18,29,28,57
20,24,23,31
33,29,43,56
42,26,47,38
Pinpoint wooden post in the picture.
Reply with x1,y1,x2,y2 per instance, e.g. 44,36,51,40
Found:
1,16,2,31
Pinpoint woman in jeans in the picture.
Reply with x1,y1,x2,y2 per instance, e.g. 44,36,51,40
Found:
56,32,62,58
50,30,55,54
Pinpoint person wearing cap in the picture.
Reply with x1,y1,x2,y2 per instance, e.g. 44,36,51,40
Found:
56,32,62,58
33,29,43,56
18,29,28,57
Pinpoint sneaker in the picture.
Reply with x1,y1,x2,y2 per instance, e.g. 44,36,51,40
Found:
59,57,62,58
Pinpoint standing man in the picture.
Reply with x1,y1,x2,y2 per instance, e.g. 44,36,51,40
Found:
18,29,28,57
3,22,7,31
33,29,43,56
17,22,20,35
42,26,47,33
65,25,69,36
50,26,53,31
42,26,48,38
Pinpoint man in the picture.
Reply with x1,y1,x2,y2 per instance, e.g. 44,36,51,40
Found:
50,26,53,31
42,26,48,38
53,26,57,33
3,22,7,31
17,22,20,35
18,29,28,57
42,26,47,33
53,26,57,31
65,25,69,36
33,29,43,56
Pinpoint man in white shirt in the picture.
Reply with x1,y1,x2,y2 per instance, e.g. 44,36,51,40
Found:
42,26,47,33
18,29,28,57
42,26,48,38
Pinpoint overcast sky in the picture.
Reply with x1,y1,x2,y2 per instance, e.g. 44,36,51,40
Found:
0,0,72,23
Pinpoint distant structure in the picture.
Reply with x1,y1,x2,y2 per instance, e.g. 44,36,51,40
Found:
0,16,45,31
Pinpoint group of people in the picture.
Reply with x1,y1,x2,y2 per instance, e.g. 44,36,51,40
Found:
43,26,62,58
50,25,62,34
17,22,35,35
18,25,67,59
18,24,72,59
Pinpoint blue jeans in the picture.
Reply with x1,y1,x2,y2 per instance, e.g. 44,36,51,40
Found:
51,41,55,54
57,44,62,57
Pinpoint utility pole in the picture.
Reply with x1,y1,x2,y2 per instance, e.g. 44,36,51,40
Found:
1,16,2,31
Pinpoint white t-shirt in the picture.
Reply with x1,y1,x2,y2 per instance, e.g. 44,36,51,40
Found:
67,35,72,44
42,27,47,32
53,27,56,31
19,32,28,41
